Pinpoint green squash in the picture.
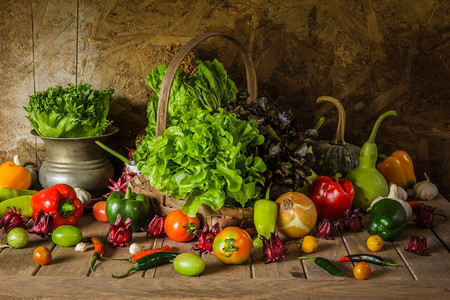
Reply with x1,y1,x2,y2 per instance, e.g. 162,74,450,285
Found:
313,96,360,177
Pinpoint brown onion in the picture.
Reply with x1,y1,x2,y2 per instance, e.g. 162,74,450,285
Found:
275,192,318,238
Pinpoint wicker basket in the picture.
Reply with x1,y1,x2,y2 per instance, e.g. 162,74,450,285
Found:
128,32,259,228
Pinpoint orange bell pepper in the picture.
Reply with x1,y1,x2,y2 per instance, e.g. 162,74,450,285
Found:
376,150,416,189
0,161,32,190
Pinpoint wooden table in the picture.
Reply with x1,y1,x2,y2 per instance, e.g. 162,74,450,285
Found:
1,195,449,299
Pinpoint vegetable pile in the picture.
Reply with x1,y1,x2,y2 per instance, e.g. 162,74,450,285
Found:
24,83,114,138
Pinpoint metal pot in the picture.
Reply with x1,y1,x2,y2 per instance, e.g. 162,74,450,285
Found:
32,126,119,197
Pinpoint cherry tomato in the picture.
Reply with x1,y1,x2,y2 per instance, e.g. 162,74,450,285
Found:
33,246,52,265
164,209,200,242
93,201,108,223
353,261,371,280
213,226,252,265
173,253,205,276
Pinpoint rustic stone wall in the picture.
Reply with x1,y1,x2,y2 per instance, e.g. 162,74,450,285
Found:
1,0,448,196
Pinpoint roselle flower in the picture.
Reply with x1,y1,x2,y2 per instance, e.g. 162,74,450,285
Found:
108,214,133,247
262,231,287,263
102,171,135,200
192,222,219,254
28,209,54,238
405,233,429,256
342,208,363,233
0,206,28,233
316,218,338,239
142,215,166,238
414,203,435,228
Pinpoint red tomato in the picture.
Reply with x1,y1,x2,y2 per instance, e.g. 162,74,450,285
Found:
93,201,108,223
164,209,200,242
33,246,52,265
213,226,252,264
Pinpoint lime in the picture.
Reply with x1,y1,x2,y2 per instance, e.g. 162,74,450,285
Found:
7,228,29,249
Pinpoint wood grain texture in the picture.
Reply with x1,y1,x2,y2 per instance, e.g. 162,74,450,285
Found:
0,0,35,164
0,276,448,299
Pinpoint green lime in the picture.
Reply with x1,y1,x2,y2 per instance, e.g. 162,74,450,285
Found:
7,228,29,249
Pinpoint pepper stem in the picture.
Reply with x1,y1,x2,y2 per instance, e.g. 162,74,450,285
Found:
111,266,135,279
220,238,239,257
334,173,342,183
95,141,130,164
58,199,75,217
314,116,325,131
367,111,397,143
317,96,347,145
124,187,133,199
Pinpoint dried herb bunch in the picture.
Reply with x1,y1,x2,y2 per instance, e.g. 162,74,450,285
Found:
229,91,318,199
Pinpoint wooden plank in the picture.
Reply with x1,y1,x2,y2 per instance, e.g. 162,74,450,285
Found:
32,0,78,90
35,215,106,277
341,216,414,280
0,276,448,299
0,0,35,163
0,231,53,277
251,239,305,279
430,195,450,249
300,230,354,280
393,224,450,281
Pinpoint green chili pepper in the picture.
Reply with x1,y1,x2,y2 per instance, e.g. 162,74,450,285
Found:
346,111,397,212
253,187,278,248
111,251,180,279
298,256,341,276
106,187,150,232
339,253,399,266
0,188,37,202
0,195,34,218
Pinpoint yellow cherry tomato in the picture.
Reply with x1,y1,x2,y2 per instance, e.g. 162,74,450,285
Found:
367,235,384,252
353,262,371,280
301,235,318,253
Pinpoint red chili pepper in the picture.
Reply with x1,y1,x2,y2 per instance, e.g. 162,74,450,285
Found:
310,174,355,220
104,245,172,263
130,245,171,263
90,237,105,272
30,184,84,228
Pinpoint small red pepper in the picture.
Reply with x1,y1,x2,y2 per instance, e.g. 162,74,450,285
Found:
90,237,105,272
30,184,84,228
310,174,355,220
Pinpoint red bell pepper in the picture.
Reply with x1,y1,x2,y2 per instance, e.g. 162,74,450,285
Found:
310,174,355,220
30,183,84,228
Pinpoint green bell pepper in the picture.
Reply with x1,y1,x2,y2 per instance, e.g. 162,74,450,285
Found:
368,198,407,242
106,187,150,232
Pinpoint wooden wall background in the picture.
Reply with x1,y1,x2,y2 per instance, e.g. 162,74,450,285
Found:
1,0,448,197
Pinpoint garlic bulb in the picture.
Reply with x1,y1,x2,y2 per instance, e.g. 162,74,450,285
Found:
75,188,92,206
129,243,142,255
372,184,412,220
414,173,438,201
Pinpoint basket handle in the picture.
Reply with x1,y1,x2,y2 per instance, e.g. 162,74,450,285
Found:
156,32,258,138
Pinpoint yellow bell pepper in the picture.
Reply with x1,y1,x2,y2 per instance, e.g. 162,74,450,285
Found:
376,150,416,189
0,160,32,190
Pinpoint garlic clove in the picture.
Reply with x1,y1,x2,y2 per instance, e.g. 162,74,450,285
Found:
129,243,142,255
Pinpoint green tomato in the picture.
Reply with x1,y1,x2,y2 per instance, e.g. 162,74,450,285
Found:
7,228,29,249
173,253,205,276
51,225,82,247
